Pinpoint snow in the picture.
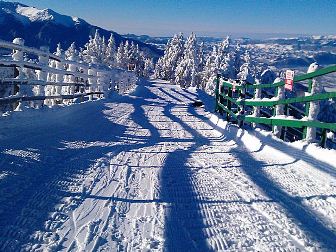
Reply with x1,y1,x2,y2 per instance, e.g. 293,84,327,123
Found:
16,5,76,27
0,80,336,251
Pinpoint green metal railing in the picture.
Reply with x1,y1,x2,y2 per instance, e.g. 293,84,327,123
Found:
215,65,336,147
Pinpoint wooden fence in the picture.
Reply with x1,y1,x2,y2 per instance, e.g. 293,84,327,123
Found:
215,64,336,147
0,38,136,112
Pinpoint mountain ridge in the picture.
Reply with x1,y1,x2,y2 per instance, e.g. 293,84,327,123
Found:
0,1,162,58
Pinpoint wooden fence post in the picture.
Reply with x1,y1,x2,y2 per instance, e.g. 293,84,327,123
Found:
305,63,320,143
252,79,261,128
55,53,64,104
273,78,285,137
88,66,96,101
37,46,49,107
238,81,246,128
12,38,29,111
227,83,233,121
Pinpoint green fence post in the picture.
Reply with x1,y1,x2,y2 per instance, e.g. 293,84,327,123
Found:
215,73,220,112
227,86,233,122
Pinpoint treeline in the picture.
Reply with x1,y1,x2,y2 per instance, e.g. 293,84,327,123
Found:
57,30,154,77
154,32,277,94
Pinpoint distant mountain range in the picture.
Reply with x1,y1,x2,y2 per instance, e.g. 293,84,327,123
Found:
0,1,163,58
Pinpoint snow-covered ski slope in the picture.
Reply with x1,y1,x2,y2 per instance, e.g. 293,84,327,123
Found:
1,80,336,251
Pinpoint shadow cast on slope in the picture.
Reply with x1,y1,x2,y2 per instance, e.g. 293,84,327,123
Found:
160,103,213,251
200,109,336,250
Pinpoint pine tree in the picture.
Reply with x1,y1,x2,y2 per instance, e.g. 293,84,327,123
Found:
155,33,184,81
144,58,154,78
232,43,244,79
175,32,200,88
202,45,221,93
116,41,125,68
237,51,255,84
65,42,79,61
80,30,107,64
154,57,164,79
105,33,116,66
54,43,64,57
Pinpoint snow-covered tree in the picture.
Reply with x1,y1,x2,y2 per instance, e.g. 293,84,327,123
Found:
105,33,117,66
81,30,107,64
232,43,244,79
198,42,206,72
175,32,201,88
237,51,255,84
155,33,184,81
143,58,154,78
154,57,164,78
54,43,64,57
65,42,79,61
116,41,125,68
202,45,221,93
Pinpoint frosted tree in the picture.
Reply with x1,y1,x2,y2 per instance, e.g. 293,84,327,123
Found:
175,32,200,88
232,43,244,79
202,45,221,93
198,42,206,74
81,30,106,64
105,34,117,66
218,36,231,61
116,41,125,68
54,43,64,57
65,42,79,61
144,58,154,78
237,51,255,84
154,57,164,78
156,33,184,81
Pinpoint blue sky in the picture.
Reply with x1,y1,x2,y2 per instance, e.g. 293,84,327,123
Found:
6,0,336,37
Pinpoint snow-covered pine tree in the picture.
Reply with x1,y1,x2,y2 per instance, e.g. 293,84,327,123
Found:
116,41,124,68
154,57,164,79
203,45,221,94
237,51,255,84
144,58,154,78
197,42,205,77
156,33,184,81
218,36,231,61
81,30,107,64
65,42,79,61
55,43,64,57
232,43,244,79
105,34,116,66
175,32,200,88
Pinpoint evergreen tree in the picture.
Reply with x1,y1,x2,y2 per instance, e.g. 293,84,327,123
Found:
237,51,255,84
80,30,108,64
155,33,184,81
105,34,117,66
116,41,125,68
202,45,221,93
65,42,79,61
144,58,154,78
154,57,164,78
175,32,200,88
232,43,244,79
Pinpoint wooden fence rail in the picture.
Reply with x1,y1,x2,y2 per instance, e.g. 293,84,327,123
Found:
0,38,137,112
215,63,336,147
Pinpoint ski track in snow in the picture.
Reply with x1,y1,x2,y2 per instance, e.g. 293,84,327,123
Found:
0,79,336,251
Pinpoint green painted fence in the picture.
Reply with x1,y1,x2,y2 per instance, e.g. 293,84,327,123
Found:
215,64,336,147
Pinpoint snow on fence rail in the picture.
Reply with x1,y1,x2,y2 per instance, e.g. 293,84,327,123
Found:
0,38,137,112
215,63,336,147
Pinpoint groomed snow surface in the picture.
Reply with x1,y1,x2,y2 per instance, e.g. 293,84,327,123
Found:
1,80,336,251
